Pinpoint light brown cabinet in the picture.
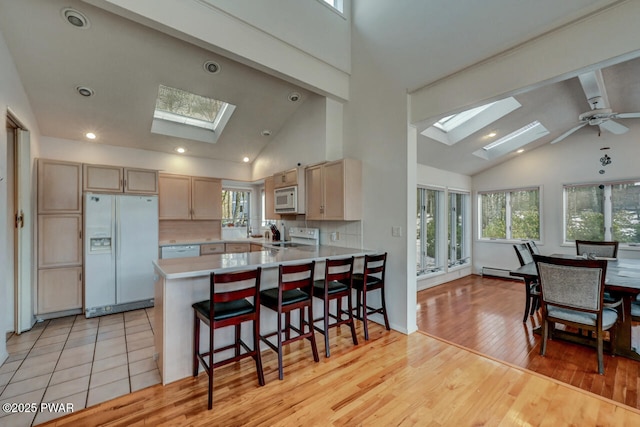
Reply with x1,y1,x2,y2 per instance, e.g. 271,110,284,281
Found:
37,267,82,314
83,164,158,194
38,215,82,268
273,168,299,189
37,158,84,316
225,242,250,253
250,243,263,252
200,243,225,255
37,159,82,214
305,159,362,221
159,174,222,220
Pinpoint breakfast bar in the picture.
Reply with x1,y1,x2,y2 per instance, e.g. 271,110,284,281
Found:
152,245,373,384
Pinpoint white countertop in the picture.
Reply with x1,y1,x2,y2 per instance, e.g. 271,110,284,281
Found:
159,237,268,247
153,245,373,279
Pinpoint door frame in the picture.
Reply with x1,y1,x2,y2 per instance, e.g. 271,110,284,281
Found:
7,109,33,334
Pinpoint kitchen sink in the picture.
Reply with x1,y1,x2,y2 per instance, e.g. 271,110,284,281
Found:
266,241,306,248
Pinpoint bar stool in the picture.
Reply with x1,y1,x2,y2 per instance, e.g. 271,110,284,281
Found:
312,257,358,357
192,268,265,410
260,261,319,380
352,253,390,340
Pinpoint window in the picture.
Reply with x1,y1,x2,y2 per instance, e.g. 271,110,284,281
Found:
151,85,236,144
479,188,540,240
417,188,470,276
417,188,445,275
449,192,470,267
564,181,640,244
221,189,250,228
321,0,343,13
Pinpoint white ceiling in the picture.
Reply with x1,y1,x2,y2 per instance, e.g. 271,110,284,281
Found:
1,0,638,175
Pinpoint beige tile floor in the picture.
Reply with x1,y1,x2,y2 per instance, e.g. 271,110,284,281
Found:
0,308,160,426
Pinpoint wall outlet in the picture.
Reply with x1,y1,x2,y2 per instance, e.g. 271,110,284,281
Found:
330,232,339,241
392,226,402,237
153,352,159,361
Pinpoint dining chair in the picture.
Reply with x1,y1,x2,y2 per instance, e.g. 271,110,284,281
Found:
312,257,358,357
192,268,265,410
513,243,540,321
260,261,319,380
533,255,617,374
575,240,619,258
527,240,540,256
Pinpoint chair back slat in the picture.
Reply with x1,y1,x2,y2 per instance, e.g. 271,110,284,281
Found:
575,240,618,258
279,261,315,293
364,253,387,278
210,268,261,304
527,241,540,255
325,257,354,283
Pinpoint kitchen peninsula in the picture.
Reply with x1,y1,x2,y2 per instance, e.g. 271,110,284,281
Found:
153,244,373,384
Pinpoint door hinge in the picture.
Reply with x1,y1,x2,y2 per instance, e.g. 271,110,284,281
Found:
15,210,24,229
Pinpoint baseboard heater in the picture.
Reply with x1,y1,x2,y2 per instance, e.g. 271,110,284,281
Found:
481,266,516,279
85,299,154,318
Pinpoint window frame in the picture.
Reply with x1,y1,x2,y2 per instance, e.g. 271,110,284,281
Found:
477,186,542,243
221,187,251,228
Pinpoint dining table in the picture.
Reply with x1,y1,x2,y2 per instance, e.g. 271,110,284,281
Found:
510,254,640,361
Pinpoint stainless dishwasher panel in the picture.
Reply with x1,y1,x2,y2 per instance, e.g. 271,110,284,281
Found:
161,245,200,259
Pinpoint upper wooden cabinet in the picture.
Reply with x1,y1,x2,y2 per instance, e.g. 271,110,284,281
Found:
83,164,158,194
37,159,82,214
159,173,221,220
273,168,299,189
305,159,362,221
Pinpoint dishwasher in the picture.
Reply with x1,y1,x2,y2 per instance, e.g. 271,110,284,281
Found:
161,245,200,259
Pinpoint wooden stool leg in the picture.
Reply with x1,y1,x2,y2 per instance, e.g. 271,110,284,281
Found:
347,293,358,346
235,324,241,357
277,311,284,380
193,312,200,377
380,288,390,331
208,323,214,410
324,298,330,357
253,317,265,386
362,288,369,341
308,305,319,362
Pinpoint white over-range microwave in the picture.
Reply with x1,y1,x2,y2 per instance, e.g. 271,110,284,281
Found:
274,186,298,213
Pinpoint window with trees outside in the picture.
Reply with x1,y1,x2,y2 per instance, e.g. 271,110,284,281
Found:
221,189,250,228
479,188,540,241
417,187,470,276
564,181,640,245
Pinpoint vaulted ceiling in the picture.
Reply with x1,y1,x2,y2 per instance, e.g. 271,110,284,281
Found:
1,0,638,175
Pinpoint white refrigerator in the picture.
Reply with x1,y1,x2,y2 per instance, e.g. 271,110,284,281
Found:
84,193,159,317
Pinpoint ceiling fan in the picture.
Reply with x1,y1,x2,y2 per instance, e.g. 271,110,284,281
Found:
551,70,640,144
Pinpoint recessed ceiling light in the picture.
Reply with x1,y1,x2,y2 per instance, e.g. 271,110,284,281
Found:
486,131,497,138
516,149,524,153
175,147,186,154
76,86,94,97
85,132,96,140
261,129,271,136
243,157,250,163
288,92,301,102
61,8,90,29
203,61,221,74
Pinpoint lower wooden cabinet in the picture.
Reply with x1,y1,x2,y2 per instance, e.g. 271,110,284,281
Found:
200,243,225,255
37,267,82,314
225,243,250,253
250,243,263,252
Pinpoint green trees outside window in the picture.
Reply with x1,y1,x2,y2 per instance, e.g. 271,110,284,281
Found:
480,188,540,240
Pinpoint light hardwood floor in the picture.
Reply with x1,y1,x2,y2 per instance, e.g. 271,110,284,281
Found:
39,305,640,426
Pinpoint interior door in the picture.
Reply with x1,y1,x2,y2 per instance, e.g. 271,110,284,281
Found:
15,128,32,333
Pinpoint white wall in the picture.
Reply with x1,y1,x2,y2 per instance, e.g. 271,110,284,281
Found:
0,29,41,363
252,95,328,179
473,121,640,275
38,136,249,180
343,12,415,334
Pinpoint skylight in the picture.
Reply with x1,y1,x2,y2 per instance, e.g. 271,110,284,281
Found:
151,85,235,144
422,97,521,146
473,120,549,160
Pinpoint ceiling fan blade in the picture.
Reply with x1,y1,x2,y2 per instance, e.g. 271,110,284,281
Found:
599,119,628,135
550,123,587,144
615,112,640,119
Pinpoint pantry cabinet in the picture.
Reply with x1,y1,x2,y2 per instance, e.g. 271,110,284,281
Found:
159,174,222,220
83,164,158,194
37,159,82,214
305,159,362,221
